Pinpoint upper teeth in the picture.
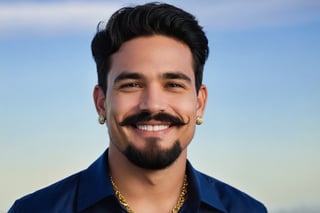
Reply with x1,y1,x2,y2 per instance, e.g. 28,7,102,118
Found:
137,125,169,131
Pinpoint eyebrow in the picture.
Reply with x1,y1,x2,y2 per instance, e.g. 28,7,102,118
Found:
162,72,192,82
113,71,192,83
114,72,143,83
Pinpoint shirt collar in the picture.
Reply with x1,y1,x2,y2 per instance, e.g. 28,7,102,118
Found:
76,150,227,212
186,161,227,212
76,150,113,212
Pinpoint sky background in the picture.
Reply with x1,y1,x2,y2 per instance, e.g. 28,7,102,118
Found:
1,0,320,212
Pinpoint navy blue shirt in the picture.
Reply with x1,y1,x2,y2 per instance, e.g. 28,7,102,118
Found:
9,150,267,212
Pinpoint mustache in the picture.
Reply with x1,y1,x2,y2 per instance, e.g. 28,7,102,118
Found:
119,111,186,127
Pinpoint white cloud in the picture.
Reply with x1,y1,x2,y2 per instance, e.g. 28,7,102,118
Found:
0,0,319,37
0,2,120,36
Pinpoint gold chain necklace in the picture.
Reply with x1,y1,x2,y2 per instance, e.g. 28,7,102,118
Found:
110,175,188,213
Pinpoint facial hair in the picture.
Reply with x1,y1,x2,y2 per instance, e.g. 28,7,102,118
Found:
123,138,182,170
119,111,186,127
118,111,186,170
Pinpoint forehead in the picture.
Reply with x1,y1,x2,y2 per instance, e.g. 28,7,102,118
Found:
108,35,194,83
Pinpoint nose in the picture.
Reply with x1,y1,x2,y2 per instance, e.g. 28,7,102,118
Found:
138,83,167,113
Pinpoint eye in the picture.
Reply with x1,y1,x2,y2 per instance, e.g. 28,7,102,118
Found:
118,82,143,91
166,82,185,89
120,83,141,88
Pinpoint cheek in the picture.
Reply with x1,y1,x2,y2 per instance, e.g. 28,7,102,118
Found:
106,93,137,122
173,96,198,120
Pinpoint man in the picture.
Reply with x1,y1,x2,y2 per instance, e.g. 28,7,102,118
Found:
9,3,267,213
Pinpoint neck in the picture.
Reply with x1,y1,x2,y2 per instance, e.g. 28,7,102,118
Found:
108,145,188,213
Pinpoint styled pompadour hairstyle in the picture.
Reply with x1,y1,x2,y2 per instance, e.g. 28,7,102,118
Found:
91,2,209,94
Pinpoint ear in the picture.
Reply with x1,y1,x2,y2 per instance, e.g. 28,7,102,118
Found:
93,85,106,117
196,84,208,117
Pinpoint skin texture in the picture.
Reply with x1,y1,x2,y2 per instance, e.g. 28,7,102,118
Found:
93,35,207,213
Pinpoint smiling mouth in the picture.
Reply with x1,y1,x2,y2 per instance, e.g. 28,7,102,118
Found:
136,124,170,131
120,112,186,130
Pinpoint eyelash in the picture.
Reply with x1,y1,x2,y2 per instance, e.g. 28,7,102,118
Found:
118,81,185,90
166,82,185,89
119,82,142,88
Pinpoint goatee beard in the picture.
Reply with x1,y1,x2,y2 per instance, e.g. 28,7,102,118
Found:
123,138,182,170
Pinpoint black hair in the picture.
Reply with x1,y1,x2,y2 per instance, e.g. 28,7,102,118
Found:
91,2,209,94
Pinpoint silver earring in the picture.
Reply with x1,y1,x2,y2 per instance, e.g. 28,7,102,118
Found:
196,116,203,125
98,114,106,125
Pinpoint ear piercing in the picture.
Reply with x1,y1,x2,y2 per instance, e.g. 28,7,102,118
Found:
196,116,203,125
98,114,106,125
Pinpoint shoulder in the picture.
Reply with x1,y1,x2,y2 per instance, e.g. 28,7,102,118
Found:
8,172,82,213
194,170,267,213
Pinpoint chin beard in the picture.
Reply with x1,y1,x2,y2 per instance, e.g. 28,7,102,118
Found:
123,138,182,170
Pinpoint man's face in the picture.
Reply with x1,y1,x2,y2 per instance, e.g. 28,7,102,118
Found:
97,35,207,169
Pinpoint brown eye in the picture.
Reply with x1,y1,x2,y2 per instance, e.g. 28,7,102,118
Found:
166,82,184,88
120,82,142,88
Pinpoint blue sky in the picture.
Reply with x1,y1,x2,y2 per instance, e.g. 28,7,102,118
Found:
1,0,320,212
